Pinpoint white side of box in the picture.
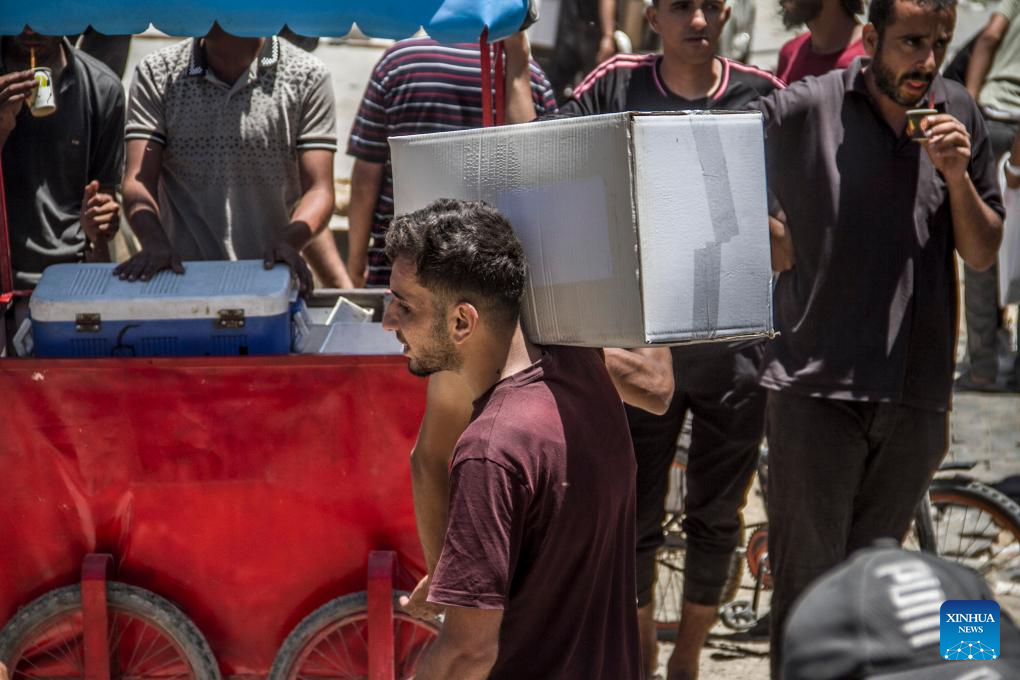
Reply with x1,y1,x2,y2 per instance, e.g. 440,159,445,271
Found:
391,113,647,347
631,113,774,343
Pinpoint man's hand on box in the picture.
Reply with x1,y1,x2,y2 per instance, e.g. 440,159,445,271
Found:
399,575,444,621
81,180,120,244
114,245,185,281
264,240,313,294
769,216,795,272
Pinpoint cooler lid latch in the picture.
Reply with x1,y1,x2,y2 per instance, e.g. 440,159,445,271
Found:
75,313,101,332
216,309,246,329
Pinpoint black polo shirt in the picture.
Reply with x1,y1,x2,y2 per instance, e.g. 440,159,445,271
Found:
754,57,1003,411
1,38,125,288
556,53,784,393
561,53,784,117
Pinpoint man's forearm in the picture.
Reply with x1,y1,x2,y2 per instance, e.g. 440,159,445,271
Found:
347,175,380,264
413,645,496,680
965,14,1008,99
503,33,538,124
599,0,616,37
284,185,333,251
410,449,451,572
604,347,673,415
123,181,171,250
966,37,998,99
948,173,1003,271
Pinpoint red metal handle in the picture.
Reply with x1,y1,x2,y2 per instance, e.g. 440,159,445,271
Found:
480,29,493,128
0,159,11,296
494,41,505,126
367,551,397,680
82,553,115,680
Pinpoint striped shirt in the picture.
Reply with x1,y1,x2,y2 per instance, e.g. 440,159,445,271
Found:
561,53,785,115
347,39,557,287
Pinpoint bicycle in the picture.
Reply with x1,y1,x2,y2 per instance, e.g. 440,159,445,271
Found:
653,430,1020,638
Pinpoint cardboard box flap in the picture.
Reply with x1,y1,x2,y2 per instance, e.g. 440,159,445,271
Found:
630,111,774,343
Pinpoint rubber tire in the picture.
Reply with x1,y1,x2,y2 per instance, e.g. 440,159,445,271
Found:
920,478,1020,576
268,591,440,680
0,582,220,680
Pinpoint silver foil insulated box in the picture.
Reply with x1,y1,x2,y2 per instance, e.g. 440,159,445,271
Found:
390,111,774,347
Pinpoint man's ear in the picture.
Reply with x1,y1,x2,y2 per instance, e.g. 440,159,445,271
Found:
863,23,879,57
451,302,479,345
646,4,660,35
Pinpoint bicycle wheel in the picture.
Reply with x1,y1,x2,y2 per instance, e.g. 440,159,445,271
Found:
269,591,439,680
913,478,1020,596
0,582,220,680
653,520,745,641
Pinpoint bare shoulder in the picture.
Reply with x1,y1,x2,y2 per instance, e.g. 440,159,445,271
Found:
417,372,474,454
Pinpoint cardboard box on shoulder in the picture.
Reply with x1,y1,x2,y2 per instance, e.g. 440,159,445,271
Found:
390,111,774,347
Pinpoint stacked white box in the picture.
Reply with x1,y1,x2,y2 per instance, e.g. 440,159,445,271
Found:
390,111,774,347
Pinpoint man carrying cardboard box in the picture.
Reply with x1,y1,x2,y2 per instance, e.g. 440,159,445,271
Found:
506,2,783,678
382,198,641,680
753,0,1004,675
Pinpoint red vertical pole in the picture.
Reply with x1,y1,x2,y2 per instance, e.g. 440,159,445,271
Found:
493,41,505,126
367,551,397,680
0,159,14,300
82,553,114,680
480,29,493,128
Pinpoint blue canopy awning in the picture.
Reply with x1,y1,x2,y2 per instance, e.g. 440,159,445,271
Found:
0,0,530,42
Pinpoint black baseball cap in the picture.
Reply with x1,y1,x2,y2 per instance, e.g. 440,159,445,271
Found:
783,542,1020,680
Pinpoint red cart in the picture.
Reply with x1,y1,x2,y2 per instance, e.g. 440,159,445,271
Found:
0,332,442,680
0,2,520,677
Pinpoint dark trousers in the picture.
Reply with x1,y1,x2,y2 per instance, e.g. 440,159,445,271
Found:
629,373,765,608
963,118,1015,381
766,391,948,678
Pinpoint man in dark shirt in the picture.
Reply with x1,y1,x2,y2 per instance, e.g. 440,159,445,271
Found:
755,0,1003,675
510,3,783,677
382,199,640,680
1,27,124,288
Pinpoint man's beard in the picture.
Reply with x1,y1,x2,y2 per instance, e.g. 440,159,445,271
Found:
873,50,933,107
407,316,461,377
780,0,824,29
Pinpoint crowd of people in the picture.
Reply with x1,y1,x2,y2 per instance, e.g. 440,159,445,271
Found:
1,0,1019,679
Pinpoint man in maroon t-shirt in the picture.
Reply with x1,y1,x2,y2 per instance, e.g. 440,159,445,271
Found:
381,198,641,680
777,0,867,83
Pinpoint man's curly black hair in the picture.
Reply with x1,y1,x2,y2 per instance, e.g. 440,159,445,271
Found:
386,198,527,331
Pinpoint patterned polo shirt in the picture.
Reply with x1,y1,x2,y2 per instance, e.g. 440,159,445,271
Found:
347,39,557,287
125,37,337,261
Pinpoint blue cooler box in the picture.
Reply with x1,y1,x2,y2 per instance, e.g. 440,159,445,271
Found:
30,261,296,358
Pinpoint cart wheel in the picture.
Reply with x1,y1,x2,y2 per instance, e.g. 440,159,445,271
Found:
269,591,440,680
0,582,220,680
